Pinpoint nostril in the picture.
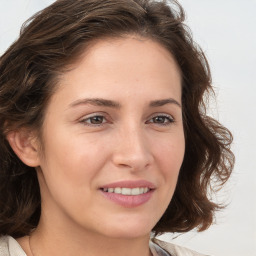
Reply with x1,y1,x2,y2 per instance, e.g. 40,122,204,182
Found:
112,151,153,171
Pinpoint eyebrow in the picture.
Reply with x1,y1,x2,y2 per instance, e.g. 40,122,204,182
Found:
70,98,121,108
69,97,181,109
149,98,181,108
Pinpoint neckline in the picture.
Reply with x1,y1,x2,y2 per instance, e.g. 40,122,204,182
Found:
7,236,171,256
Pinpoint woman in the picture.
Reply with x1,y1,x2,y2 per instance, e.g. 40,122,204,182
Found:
0,0,234,255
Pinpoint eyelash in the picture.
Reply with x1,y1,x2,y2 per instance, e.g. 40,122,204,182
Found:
79,113,175,127
147,114,175,126
79,114,108,126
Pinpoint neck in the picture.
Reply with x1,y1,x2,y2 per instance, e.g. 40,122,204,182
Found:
28,221,152,256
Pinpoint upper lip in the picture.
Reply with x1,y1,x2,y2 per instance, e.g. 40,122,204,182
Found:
100,180,156,189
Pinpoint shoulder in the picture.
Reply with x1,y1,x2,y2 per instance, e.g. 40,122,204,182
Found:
0,236,26,256
0,236,9,256
151,238,211,256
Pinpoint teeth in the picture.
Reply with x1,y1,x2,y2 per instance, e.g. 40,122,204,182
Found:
108,188,114,193
131,188,140,195
102,187,150,195
143,188,149,193
114,187,122,194
122,188,131,195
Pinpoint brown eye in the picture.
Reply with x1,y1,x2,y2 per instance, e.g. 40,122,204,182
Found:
89,116,104,124
153,116,167,123
147,114,174,126
80,115,107,126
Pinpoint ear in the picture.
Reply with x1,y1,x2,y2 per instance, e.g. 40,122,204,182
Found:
6,129,40,167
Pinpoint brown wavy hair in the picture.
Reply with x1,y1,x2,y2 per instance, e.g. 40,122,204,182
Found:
0,0,234,238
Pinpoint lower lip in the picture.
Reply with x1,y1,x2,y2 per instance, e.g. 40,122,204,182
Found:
101,190,154,208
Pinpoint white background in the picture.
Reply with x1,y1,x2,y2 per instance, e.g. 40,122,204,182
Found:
0,0,255,255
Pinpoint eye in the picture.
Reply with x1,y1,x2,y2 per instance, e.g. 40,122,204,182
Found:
147,114,174,126
80,115,107,126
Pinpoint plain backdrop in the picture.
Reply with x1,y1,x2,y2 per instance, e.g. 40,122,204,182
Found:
0,0,255,256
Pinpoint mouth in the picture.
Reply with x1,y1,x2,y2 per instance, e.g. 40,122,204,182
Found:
99,180,155,207
100,187,151,196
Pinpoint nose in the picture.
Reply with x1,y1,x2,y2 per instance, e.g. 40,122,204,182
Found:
111,125,154,172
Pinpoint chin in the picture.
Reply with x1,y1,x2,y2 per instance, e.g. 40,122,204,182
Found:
97,217,156,239
103,228,151,240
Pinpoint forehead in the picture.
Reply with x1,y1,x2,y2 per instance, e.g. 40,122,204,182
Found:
49,36,182,108
75,36,181,79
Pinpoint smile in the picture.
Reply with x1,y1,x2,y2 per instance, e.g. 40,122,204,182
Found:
102,187,150,195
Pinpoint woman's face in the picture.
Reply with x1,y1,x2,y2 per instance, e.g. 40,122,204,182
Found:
36,37,185,239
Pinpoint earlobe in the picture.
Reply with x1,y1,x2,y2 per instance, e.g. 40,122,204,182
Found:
6,129,40,167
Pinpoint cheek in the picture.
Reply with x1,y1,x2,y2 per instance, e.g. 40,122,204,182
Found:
152,132,185,185
155,132,185,166
40,132,110,188
149,133,185,215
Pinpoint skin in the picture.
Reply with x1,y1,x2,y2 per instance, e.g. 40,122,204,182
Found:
15,36,185,256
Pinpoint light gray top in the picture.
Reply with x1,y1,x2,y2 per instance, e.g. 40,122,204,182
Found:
0,236,209,256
